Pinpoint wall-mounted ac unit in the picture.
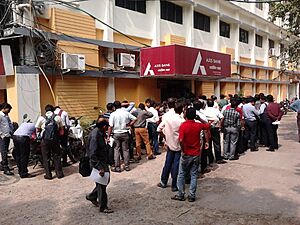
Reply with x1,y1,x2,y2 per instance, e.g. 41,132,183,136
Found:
33,2,51,19
269,48,276,57
61,53,85,71
118,53,135,68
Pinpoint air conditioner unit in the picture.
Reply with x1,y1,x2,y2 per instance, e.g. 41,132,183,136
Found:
269,48,276,57
33,2,51,19
61,53,85,71
118,53,135,68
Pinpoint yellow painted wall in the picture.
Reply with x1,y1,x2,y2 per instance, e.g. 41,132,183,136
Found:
96,29,104,40
269,71,279,80
256,83,267,94
241,83,253,97
221,83,235,96
56,76,98,120
281,84,287,100
222,48,235,61
98,78,108,109
240,67,253,79
268,58,277,68
255,60,264,66
6,76,19,122
138,79,160,103
115,78,139,103
114,33,152,47
240,57,251,64
197,82,214,97
0,90,5,103
165,34,186,45
256,69,266,80
269,84,278,98
39,75,56,113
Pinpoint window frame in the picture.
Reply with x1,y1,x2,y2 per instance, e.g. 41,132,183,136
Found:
160,0,183,25
255,34,263,48
255,1,263,10
194,11,210,32
219,20,230,38
269,39,275,50
239,28,249,44
115,0,146,14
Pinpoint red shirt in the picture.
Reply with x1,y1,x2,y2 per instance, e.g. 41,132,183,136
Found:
267,102,283,122
179,120,210,156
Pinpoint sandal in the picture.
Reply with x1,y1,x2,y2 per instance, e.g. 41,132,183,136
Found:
171,195,185,201
100,208,114,213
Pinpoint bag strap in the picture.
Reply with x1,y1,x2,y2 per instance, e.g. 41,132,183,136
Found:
58,109,63,117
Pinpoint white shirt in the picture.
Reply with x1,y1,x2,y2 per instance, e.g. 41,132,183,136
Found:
35,111,64,137
201,107,224,121
196,110,208,123
213,101,219,110
221,103,231,114
157,113,185,151
259,102,268,115
109,108,136,134
162,108,175,122
54,108,70,127
146,107,159,123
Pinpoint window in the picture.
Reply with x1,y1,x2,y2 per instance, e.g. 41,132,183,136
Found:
280,43,285,53
219,21,230,38
269,39,274,49
239,28,249,44
115,0,146,14
160,0,183,24
255,34,263,48
194,11,210,32
255,1,263,10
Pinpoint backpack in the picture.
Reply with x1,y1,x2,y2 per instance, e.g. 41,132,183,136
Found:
43,114,59,141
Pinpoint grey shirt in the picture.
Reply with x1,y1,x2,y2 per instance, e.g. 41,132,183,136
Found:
0,111,13,138
242,103,259,121
132,109,153,128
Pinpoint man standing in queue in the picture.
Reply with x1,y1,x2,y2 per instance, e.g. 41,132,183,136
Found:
86,118,113,213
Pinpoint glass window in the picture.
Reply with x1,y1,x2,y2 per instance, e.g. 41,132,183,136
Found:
219,21,230,38
255,34,263,48
256,1,263,10
269,39,275,49
194,11,210,32
239,28,249,44
160,0,183,24
115,0,146,14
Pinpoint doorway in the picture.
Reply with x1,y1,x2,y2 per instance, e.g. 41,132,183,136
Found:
159,79,193,101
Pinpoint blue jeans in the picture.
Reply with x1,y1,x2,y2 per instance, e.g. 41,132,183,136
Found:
160,148,181,188
177,155,200,198
148,123,159,153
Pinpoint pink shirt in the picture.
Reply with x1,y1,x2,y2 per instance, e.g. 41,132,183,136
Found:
157,113,185,151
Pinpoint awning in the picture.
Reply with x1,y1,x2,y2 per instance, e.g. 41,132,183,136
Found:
1,26,141,52
140,45,231,78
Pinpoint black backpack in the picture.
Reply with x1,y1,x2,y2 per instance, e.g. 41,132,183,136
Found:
43,114,59,141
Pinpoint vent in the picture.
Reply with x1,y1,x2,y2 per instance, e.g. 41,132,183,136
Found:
61,53,85,71
118,53,135,68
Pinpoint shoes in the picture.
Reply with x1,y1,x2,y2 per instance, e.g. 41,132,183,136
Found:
4,170,14,176
171,195,185,201
86,195,99,207
147,155,156,160
203,168,211,174
216,160,227,164
198,173,205,179
100,207,114,213
111,167,121,173
188,196,195,202
250,148,259,152
171,187,178,192
157,182,167,188
129,158,139,163
153,152,161,155
44,175,53,180
136,156,142,161
124,166,130,171
62,162,72,167
266,148,275,152
20,173,36,179
57,174,64,179
229,156,239,161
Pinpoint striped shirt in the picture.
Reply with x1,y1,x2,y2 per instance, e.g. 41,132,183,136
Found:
222,108,241,128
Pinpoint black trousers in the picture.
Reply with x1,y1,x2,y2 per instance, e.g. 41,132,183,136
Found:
88,183,108,211
208,127,222,162
265,120,279,150
13,136,30,176
59,132,68,163
244,120,258,149
0,137,11,169
260,115,269,146
41,139,64,178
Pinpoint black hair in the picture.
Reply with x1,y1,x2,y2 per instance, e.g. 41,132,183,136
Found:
206,99,214,107
145,98,152,104
167,98,176,109
138,103,145,110
220,94,226,99
114,101,121,109
96,120,109,129
260,96,266,101
174,102,183,114
193,100,204,111
106,103,114,111
45,104,54,112
54,106,60,110
211,95,217,100
231,100,239,108
186,107,196,120
267,95,274,102
200,95,207,101
1,103,12,110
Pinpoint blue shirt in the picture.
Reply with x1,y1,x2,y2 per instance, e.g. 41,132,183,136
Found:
290,99,300,113
242,103,259,121
14,122,36,137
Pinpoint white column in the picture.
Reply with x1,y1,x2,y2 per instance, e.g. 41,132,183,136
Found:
263,35,269,67
150,1,161,47
215,81,221,99
232,23,240,62
250,29,256,64
185,4,194,47
211,15,220,52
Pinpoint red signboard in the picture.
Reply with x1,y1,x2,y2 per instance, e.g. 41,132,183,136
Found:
140,45,231,78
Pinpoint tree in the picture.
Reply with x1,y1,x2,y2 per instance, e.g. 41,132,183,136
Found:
269,0,300,70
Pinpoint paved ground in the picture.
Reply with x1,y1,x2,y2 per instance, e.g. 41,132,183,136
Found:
1,112,300,225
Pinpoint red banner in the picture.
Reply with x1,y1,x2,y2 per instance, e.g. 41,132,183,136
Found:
140,45,231,78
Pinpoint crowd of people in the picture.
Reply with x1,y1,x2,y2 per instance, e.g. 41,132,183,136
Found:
0,92,299,213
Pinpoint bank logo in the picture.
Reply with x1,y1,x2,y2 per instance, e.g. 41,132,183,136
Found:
144,62,155,76
192,51,207,75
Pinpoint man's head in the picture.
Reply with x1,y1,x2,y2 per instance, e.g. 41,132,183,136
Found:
193,100,204,111
211,95,217,101
138,103,146,110
267,95,274,103
145,98,152,108
45,104,54,113
54,106,61,110
200,95,207,101
96,118,109,132
1,103,12,114
230,100,239,109
106,103,114,112
247,97,255,105
167,98,176,109
260,96,266,103
220,94,226,100
206,99,214,107
113,101,121,109
186,107,196,120
121,100,129,108
174,102,183,115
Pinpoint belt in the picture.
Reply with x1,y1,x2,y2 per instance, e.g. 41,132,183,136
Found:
13,135,30,138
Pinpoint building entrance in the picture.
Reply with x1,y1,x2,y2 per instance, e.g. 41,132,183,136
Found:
159,79,193,101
